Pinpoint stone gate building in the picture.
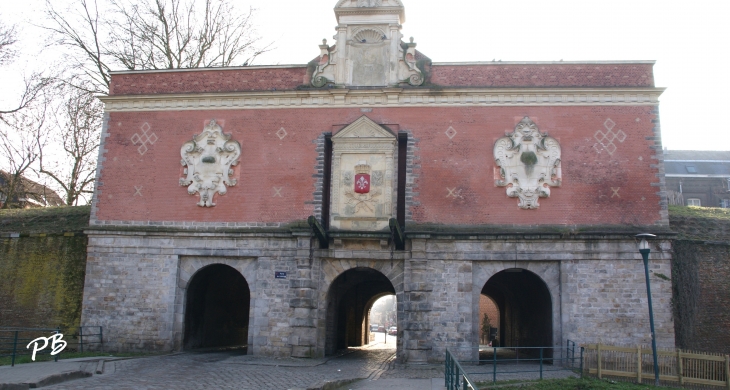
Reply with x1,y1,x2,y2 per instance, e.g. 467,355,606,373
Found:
85,0,674,363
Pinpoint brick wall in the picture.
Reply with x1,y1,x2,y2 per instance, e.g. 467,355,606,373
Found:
429,63,654,88
107,62,654,95
673,240,730,354
478,295,500,343
95,106,664,227
109,66,309,95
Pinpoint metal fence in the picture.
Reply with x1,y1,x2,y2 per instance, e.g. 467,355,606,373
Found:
0,326,103,367
445,348,479,390
446,340,583,387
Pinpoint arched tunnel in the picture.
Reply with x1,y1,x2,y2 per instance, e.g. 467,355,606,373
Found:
481,269,553,350
325,267,396,355
184,264,250,350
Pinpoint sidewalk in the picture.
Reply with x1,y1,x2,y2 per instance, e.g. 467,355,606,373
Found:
0,357,105,389
0,343,448,389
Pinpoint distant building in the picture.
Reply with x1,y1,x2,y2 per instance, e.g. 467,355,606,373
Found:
664,150,730,208
0,171,65,208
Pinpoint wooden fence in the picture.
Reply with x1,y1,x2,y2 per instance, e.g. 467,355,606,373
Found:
583,344,730,389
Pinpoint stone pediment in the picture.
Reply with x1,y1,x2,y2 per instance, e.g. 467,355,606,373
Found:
333,116,395,140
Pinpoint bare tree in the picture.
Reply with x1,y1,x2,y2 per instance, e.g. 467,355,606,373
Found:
45,0,271,94
38,86,101,206
0,18,54,117
44,0,112,94
0,18,17,65
0,101,50,209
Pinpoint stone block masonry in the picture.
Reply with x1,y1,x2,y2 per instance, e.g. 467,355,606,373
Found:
82,231,675,363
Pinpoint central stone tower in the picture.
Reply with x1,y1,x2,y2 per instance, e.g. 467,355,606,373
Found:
312,0,425,87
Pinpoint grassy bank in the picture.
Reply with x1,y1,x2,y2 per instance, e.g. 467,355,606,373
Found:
478,377,656,389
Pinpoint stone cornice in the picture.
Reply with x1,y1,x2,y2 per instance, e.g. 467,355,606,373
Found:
99,87,665,112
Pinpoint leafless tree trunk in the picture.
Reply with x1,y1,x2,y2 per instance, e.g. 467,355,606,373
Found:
38,86,101,206
45,0,271,94
0,101,50,209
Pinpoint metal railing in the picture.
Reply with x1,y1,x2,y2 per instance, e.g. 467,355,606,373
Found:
445,348,479,390
0,326,103,367
446,341,583,386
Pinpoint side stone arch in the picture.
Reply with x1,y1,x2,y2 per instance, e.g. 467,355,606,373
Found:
173,256,257,351
471,260,560,360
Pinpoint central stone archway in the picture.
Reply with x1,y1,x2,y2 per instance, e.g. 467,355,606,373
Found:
325,267,396,355
183,264,250,350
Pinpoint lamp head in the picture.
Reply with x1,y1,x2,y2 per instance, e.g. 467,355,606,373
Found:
635,233,656,251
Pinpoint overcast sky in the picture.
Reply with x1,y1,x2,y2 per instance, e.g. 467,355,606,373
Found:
2,0,729,151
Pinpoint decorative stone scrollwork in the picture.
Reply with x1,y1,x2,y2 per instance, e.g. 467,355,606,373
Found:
494,117,562,210
402,37,424,86
179,120,241,207
312,39,334,88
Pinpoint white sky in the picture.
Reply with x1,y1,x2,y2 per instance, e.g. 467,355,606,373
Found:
2,0,729,151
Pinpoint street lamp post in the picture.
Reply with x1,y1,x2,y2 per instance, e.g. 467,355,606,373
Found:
636,233,659,386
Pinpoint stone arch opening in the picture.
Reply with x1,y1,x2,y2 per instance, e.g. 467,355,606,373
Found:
184,264,250,350
481,269,552,349
325,267,396,355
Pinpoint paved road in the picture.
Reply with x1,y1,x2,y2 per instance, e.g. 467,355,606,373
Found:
42,342,443,390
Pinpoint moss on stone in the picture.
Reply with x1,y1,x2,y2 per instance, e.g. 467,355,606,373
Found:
0,235,87,331
0,206,91,234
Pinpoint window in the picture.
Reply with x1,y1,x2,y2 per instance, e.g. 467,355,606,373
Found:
721,199,730,208
685,166,697,173
687,198,701,206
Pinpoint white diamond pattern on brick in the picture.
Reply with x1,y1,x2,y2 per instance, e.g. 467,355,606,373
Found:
593,119,626,155
131,123,158,156
445,126,457,139
276,127,288,140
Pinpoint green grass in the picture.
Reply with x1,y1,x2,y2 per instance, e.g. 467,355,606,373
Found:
0,205,90,234
668,205,730,241
478,377,657,389
0,351,163,366
668,205,730,220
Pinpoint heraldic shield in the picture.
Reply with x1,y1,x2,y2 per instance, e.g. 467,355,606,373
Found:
354,161,371,193
179,120,241,207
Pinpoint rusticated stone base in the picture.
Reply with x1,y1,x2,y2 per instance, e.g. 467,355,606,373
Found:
81,230,675,362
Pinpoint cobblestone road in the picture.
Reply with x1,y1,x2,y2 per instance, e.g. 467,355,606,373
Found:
44,343,419,390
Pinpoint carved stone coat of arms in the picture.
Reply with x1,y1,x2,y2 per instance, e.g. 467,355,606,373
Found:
494,117,562,209
179,120,241,207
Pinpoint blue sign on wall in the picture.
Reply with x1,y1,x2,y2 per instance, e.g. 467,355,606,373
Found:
275,272,287,279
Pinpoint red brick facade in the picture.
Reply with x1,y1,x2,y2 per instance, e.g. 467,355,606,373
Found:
96,101,664,227
108,62,654,95
429,63,655,88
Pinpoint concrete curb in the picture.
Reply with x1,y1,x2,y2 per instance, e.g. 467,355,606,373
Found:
0,370,92,390
307,377,364,390
33,370,92,388
0,383,31,390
